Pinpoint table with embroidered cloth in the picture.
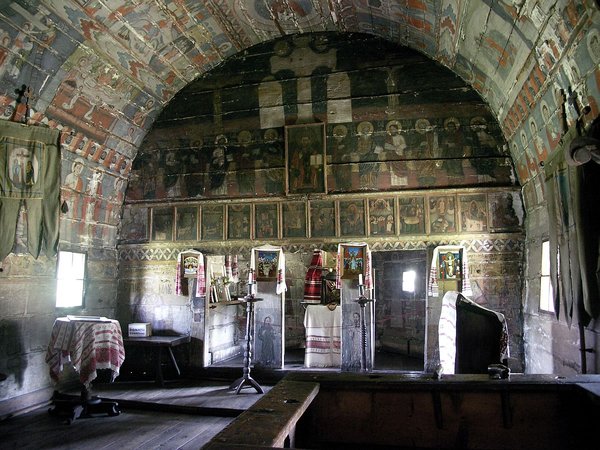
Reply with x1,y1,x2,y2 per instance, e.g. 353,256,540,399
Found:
45,316,125,423
46,316,125,387
303,304,341,368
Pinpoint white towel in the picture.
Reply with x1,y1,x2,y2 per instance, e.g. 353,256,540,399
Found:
438,291,459,374
304,305,342,368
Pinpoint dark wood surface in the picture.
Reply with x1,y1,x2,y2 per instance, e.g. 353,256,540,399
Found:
123,335,191,347
0,380,272,450
123,335,191,386
205,380,319,449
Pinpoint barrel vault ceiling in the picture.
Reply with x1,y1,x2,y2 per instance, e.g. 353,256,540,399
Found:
0,1,598,187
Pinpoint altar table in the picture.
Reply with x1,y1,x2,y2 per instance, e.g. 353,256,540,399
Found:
304,304,341,368
45,317,125,387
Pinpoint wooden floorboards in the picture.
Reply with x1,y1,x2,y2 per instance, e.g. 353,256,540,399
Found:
0,380,273,450
0,352,423,449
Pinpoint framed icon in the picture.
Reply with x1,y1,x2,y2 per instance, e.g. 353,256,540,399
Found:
368,198,395,236
310,200,336,237
176,206,198,241
459,194,488,232
285,123,326,194
201,205,224,240
339,199,365,237
227,204,251,239
398,196,425,235
282,201,306,238
255,249,279,281
151,207,173,241
428,195,456,234
255,203,279,239
340,244,365,280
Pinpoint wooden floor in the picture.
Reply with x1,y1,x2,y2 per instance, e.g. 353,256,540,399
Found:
0,379,273,450
0,350,422,450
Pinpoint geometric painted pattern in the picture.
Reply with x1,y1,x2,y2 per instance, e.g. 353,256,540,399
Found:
119,237,524,261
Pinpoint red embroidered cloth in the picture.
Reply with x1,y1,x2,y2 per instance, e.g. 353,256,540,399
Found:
303,249,324,304
45,317,125,387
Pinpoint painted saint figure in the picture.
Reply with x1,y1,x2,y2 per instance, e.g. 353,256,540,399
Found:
258,316,276,367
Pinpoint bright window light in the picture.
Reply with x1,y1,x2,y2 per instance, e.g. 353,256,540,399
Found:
402,270,416,293
540,241,554,313
56,251,86,308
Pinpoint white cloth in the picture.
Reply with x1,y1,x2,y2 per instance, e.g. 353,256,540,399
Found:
428,245,472,297
250,244,287,294
438,291,459,374
304,305,341,368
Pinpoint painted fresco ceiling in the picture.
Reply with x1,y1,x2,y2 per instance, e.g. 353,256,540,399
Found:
0,0,598,189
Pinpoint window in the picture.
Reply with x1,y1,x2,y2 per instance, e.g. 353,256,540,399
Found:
56,251,86,308
402,270,416,293
540,240,554,313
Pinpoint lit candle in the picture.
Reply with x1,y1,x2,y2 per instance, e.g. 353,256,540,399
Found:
358,274,363,285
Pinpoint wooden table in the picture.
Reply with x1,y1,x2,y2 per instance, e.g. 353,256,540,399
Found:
123,335,191,386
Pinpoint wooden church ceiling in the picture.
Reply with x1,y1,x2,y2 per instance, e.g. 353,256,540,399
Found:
0,1,597,174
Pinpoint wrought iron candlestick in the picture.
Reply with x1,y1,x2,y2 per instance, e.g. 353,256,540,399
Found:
355,277,374,372
230,278,263,394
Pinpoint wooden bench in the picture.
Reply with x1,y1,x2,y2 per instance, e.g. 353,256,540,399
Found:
204,379,320,449
123,335,190,386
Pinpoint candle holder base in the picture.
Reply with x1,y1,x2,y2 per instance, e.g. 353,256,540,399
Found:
229,374,263,394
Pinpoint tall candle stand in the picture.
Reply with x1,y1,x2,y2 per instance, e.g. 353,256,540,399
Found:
355,278,374,372
230,278,263,394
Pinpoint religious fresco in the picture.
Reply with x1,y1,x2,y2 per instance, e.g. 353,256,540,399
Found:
152,207,174,241
428,195,457,234
255,203,279,239
176,206,198,241
128,33,513,206
488,191,524,232
2,0,598,405
282,202,306,238
120,205,148,243
459,194,488,233
285,123,326,194
309,200,336,238
0,0,594,256
368,198,396,236
227,204,251,240
398,196,426,235
339,199,365,237
202,205,224,241
139,188,523,245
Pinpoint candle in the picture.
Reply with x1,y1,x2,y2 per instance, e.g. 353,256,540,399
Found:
358,274,363,285
248,270,253,284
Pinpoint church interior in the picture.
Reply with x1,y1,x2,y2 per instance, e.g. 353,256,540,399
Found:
1,1,600,448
